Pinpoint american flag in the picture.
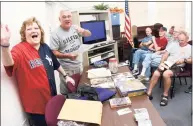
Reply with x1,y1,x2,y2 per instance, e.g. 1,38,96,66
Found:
125,0,134,47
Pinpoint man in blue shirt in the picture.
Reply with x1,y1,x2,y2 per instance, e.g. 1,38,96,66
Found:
132,27,153,75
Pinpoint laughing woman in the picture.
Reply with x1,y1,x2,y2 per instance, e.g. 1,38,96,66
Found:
1,17,75,126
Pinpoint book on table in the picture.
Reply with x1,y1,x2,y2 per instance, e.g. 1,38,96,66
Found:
114,78,147,97
90,77,115,88
87,68,111,79
109,97,131,108
112,72,134,79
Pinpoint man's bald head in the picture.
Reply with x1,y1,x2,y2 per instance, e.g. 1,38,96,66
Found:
145,27,152,36
178,31,189,47
59,10,72,30
59,10,72,17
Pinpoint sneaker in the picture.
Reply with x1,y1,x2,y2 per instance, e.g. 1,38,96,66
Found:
185,88,192,94
138,75,149,82
132,69,139,76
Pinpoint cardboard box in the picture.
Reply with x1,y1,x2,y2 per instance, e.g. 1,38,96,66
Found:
58,99,103,125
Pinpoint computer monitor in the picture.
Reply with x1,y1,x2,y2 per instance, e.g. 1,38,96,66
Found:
80,20,107,44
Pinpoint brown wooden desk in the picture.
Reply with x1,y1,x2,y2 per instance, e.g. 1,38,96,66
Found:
79,66,166,126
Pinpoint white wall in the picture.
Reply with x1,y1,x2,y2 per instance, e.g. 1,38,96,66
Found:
1,2,46,126
53,1,190,36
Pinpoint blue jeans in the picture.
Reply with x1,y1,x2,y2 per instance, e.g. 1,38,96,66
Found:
142,53,162,77
132,49,150,66
129,48,138,68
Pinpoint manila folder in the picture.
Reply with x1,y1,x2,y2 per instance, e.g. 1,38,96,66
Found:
58,99,103,125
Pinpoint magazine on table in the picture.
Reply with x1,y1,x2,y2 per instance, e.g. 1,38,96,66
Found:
90,77,115,88
109,97,131,108
90,77,113,85
112,72,134,80
115,78,147,97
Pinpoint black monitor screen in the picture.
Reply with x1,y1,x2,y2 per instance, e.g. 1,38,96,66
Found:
80,20,106,44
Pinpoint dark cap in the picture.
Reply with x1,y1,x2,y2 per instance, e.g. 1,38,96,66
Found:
159,27,167,32
171,26,175,29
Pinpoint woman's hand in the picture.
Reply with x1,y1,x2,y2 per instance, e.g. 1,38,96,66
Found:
1,24,11,46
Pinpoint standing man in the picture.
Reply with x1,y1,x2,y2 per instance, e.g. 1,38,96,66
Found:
50,10,91,95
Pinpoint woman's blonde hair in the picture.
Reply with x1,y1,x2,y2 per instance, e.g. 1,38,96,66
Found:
20,17,45,44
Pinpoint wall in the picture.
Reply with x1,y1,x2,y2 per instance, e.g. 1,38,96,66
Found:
52,0,191,36
1,2,46,126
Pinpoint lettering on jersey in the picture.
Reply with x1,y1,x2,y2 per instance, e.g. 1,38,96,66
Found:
64,45,80,53
29,58,43,69
45,55,53,66
62,34,79,45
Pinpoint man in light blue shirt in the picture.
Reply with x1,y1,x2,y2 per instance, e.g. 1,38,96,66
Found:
132,27,153,75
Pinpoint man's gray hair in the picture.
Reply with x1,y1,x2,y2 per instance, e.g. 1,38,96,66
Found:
60,9,72,14
179,30,189,41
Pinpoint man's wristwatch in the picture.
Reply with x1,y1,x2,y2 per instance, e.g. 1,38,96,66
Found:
63,74,67,79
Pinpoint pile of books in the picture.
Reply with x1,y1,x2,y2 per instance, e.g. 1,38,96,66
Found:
112,72,134,79
109,97,131,109
114,78,147,97
87,68,115,88
134,108,152,126
90,77,115,88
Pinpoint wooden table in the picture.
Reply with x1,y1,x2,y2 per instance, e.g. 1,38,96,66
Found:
79,66,166,126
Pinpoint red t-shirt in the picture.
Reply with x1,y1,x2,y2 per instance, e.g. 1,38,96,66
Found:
4,42,53,114
155,37,168,50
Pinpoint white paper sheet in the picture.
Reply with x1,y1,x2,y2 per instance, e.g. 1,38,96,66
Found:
77,44,95,54
117,108,132,115
87,68,111,79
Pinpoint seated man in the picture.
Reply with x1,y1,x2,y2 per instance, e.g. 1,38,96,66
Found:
132,27,168,76
146,31,192,106
131,27,153,75
138,29,180,82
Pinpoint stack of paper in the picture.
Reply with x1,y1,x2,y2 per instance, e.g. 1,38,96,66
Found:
76,44,95,54
91,82,115,88
90,77,115,88
134,108,152,126
90,77,113,85
57,121,87,126
87,68,111,79
112,72,134,79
